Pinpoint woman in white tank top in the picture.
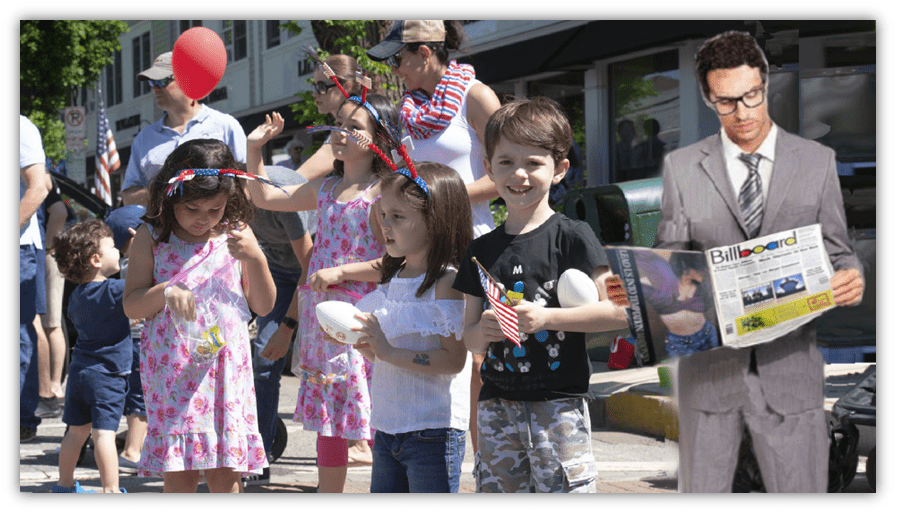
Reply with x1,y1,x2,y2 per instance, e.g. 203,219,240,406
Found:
367,20,502,239
367,18,503,461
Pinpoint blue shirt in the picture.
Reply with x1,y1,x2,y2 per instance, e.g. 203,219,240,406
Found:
122,105,247,191
68,278,132,375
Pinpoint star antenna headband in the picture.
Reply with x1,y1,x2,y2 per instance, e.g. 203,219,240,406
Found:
165,168,288,197
305,117,428,197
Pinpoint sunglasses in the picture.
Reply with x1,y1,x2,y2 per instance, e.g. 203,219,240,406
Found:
312,80,338,95
385,47,412,69
147,76,174,88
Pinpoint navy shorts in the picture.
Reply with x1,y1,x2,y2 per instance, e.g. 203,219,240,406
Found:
62,364,128,431
124,338,146,417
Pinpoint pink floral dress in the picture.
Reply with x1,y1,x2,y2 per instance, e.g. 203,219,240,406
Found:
139,231,267,476
294,177,384,440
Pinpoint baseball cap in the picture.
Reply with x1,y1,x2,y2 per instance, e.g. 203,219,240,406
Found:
105,205,146,250
367,20,446,61
136,52,173,81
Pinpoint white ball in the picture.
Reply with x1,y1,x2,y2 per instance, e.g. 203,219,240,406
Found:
557,268,599,308
315,300,365,344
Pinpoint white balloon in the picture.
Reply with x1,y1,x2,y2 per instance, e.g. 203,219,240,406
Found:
315,300,365,344
557,268,599,308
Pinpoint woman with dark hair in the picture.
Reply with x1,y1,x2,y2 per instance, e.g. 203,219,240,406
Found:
367,20,501,238
368,20,502,454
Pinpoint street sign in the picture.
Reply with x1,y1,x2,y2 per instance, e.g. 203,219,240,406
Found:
64,106,86,152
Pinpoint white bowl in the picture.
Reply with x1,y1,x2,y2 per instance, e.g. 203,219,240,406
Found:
315,300,365,344
557,268,599,308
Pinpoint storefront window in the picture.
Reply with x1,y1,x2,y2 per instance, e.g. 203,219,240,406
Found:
527,70,587,203
609,50,679,183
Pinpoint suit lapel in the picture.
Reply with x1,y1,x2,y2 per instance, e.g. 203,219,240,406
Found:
761,131,798,236
699,135,747,236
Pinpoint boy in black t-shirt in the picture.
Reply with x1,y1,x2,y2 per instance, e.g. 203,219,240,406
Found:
454,97,628,493
50,219,131,493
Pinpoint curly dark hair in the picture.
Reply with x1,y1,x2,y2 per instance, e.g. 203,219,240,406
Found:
142,139,255,244
377,161,473,298
695,31,769,103
51,219,113,283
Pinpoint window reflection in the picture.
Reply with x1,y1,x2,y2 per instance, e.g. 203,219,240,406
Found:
610,50,679,183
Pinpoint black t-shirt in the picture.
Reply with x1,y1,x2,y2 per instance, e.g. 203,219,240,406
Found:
454,212,608,401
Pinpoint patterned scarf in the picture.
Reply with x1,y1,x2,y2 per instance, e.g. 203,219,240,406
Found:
400,61,476,140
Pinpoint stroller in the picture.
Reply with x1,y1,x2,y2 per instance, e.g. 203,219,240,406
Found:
732,364,876,492
828,364,876,491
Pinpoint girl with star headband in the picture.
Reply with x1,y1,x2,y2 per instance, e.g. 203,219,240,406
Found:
123,138,276,491
245,94,399,493
349,162,474,492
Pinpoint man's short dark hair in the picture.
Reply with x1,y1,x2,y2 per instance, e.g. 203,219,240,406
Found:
695,31,769,103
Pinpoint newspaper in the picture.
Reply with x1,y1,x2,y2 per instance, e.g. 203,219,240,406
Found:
606,224,835,366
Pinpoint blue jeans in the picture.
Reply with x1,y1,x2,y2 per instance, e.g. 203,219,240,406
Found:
665,320,720,356
20,245,40,430
371,428,466,493
252,265,301,455
124,337,146,417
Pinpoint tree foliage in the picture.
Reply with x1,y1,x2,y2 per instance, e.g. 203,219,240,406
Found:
20,20,128,160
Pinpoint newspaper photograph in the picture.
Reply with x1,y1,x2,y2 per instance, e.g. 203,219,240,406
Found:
606,247,717,366
706,223,835,348
605,224,835,365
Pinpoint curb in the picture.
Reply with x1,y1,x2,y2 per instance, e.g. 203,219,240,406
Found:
589,361,874,442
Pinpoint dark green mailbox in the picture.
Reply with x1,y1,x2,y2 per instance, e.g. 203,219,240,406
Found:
562,177,663,247
561,177,664,363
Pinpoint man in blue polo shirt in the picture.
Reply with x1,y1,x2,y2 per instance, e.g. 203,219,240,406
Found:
121,51,246,206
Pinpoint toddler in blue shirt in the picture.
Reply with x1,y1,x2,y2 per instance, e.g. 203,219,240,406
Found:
50,219,131,493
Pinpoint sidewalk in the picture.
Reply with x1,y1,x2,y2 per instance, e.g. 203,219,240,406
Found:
588,360,877,441
20,360,874,493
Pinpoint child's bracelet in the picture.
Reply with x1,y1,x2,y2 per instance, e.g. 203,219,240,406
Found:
164,285,174,300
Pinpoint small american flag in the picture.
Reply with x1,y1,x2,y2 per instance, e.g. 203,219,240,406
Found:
473,257,520,347
94,89,120,205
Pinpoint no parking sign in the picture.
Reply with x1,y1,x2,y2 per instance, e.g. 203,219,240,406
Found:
64,106,86,152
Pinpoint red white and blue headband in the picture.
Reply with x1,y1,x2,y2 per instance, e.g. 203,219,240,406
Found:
165,168,287,197
304,125,428,197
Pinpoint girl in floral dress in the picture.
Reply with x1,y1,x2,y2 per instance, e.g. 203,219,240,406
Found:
123,139,276,493
246,94,397,492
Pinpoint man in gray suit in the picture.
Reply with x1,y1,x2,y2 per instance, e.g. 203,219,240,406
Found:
655,31,865,492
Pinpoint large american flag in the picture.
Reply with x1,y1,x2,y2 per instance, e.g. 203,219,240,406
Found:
473,257,520,347
94,90,120,205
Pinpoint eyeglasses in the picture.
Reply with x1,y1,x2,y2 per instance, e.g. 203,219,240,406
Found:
709,86,766,115
312,81,338,95
147,76,174,89
385,47,412,69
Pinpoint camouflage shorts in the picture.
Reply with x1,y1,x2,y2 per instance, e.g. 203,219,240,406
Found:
475,397,597,493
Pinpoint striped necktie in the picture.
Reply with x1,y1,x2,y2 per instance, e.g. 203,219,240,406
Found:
738,153,764,238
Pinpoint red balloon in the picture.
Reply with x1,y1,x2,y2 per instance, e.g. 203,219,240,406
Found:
172,27,227,100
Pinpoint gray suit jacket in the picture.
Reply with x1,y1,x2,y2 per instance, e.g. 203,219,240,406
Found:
655,127,860,415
